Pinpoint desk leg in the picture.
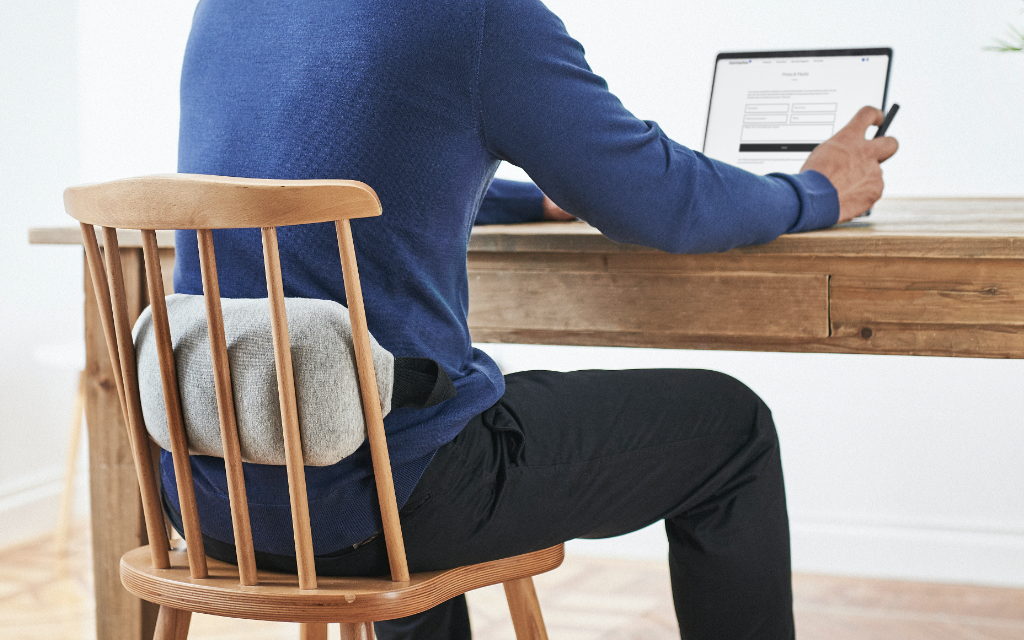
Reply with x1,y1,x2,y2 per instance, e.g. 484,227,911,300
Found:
84,248,159,640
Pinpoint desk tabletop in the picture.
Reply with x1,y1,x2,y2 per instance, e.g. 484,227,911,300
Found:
30,198,1024,259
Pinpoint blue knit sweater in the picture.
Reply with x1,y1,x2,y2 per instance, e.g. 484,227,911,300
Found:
169,0,839,557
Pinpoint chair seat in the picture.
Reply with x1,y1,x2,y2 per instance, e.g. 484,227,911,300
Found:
121,544,564,623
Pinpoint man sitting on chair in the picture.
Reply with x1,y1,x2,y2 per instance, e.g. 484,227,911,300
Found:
166,1,898,639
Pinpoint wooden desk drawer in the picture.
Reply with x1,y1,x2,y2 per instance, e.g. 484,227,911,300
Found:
468,270,829,338
830,277,1024,326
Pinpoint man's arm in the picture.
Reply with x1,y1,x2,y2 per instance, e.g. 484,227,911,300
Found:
476,179,545,225
476,0,893,252
475,178,574,225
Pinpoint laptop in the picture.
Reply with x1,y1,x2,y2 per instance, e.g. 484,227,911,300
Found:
702,48,892,176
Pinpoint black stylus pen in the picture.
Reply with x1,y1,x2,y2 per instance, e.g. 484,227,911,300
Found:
874,103,899,138
859,103,899,219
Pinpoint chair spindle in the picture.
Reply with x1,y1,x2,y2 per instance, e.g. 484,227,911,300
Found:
196,229,258,586
336,219,410,583
260,226,318,590
80,224,130,425
141,230,209,578
97,226,171,568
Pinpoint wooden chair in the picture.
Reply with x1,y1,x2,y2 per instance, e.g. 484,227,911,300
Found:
64,174,563,640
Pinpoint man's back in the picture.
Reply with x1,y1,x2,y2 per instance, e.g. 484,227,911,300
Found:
173,0,507,557
170,0,838,559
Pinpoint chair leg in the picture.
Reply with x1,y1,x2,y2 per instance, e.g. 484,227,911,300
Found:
339,621,374,640
154,606,192,640
504,577,550,640
299,623,328,640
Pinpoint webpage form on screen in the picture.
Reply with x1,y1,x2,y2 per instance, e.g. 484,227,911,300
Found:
704,54,889,175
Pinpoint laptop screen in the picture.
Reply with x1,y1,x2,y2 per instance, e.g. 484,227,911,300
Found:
703,49,891,176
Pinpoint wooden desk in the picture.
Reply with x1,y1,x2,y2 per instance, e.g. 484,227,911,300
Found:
29,198,1024,640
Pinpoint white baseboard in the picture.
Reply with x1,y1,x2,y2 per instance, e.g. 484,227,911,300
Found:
565,518,1024,588
790,519,1024,588
0,467,88,548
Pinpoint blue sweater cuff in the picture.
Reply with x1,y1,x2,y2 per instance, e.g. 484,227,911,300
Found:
475,178,545,225
770,170,840,234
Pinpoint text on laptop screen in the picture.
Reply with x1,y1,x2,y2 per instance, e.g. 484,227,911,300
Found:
703,53,890,176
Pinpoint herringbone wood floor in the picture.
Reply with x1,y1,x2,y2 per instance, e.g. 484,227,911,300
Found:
2,526,1023,640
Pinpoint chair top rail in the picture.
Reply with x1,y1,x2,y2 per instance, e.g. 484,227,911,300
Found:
64,174,381,229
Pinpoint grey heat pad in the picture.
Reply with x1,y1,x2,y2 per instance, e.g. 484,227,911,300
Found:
133,294,453,467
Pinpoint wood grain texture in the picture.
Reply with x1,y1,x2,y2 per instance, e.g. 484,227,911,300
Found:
467,199,1024,258
338,623,373,640
197,229,258,586
503,578,550,640
336,220,410,583
100,227,171,570
142,230,208,579
830,277,1024,325
154,606,192,640
467,240,1024,359
469,325,1024,359
468,270,830,338
83,245,160,640
81,225,130,434
63,174,381,230
119,545,564,624
261,227,317,591
299,623,327,640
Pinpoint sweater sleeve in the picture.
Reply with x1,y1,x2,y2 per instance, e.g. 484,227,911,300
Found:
475,178,545,225
476,0,839,254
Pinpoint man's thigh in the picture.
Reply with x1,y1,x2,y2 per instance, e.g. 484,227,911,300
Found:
401,368,771,571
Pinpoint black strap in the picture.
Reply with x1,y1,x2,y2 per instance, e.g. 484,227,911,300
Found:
391,357,457,409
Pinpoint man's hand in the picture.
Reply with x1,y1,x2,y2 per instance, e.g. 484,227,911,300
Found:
800,106,899,223
542,194,575,221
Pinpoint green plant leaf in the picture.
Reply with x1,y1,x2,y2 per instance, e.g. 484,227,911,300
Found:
986,3,1024,52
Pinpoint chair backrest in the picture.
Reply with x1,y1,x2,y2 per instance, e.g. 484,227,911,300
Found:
64,174,411,589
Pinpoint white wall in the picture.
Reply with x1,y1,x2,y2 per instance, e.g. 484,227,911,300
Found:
76,0,195,183
0,0,85,547
0,0,195,547
1,0,1022,586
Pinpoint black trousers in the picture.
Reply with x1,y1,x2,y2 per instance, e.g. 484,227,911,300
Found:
299,369,793,639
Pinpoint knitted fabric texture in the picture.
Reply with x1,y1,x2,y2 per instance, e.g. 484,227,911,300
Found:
133,294,394,466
